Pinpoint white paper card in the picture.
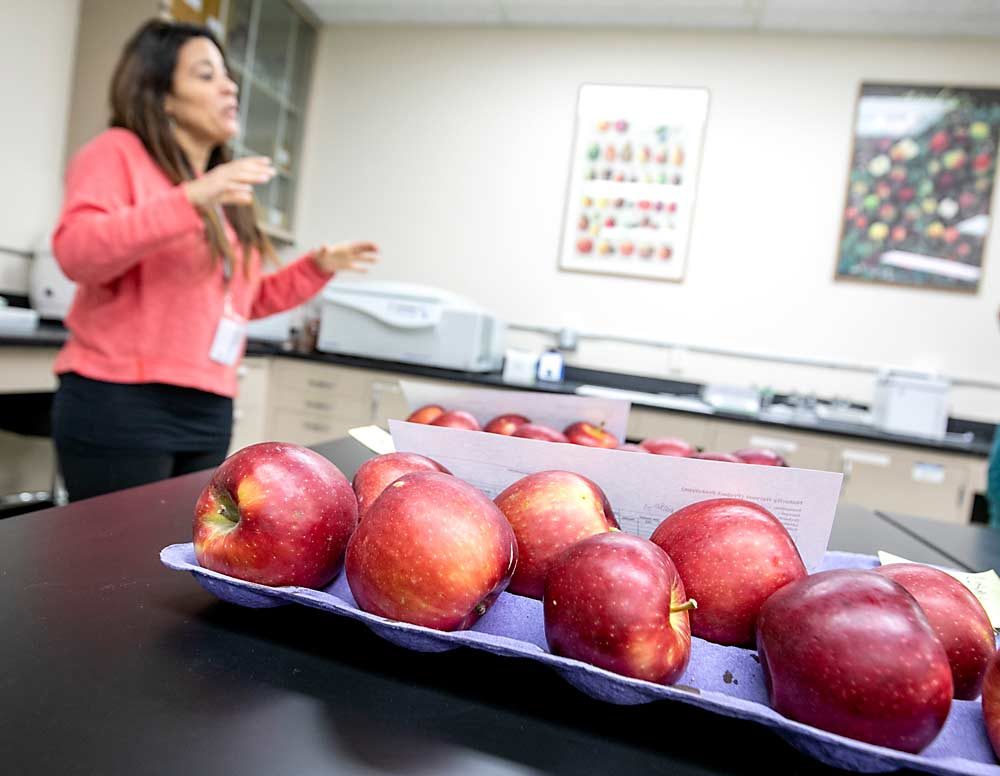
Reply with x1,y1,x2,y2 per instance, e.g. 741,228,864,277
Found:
349,425,396,455
209,315,246,366
389,421,843,571
399,381,630,441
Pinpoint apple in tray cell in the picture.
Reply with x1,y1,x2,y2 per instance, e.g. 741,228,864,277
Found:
874,563,996,700
406,404,445,424
640,437,695,457
757,569,953,753
430,410,481,431
732,448,787,466
193,442,358,588
512,423,569,443
484,413,531,435
563,421,619,448
650,498,806,646
495,470,619,599
544,532,695,684
352,452,451,521
345,472,517,631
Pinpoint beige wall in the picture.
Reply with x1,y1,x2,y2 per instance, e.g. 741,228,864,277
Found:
297,26,1000,421
64,0,155,162
0,0,82,292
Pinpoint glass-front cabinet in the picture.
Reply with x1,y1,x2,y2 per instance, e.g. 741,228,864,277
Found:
227,0,316,242
171,0,317,242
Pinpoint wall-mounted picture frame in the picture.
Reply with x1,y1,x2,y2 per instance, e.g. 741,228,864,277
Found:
557,83,710,283
835,82,1000,293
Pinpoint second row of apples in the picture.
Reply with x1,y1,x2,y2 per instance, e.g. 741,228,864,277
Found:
193,444,997,757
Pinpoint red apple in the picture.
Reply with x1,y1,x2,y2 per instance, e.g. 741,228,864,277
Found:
430,409,481,431
512,423,569,443
352,452,451,521
494,470,620,599
732,448,788,466
640,437,695,457
757,569,953,753
406,404,444,424
193,442,358,587
650,498,806,645
689,451,741,463
874,563,995,700
345,471,517,630
563,421,619,448
983,651,1000,759
484,413,530,435
544,532,695,684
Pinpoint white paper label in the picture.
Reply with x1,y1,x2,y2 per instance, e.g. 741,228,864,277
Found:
209,313,246,366
911,463,946,484
390,420,844,572
349,425,396,455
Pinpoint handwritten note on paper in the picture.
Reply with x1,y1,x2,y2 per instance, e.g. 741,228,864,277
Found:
389,421,844,571
399,381,631,442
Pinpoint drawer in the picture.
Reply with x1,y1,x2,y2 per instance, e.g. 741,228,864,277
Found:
268,409,358,447
271,391,371,420
272,359,371,397
709,423,837,471
1,348,57,393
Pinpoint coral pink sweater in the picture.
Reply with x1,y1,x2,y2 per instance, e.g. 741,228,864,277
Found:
53,129,332,398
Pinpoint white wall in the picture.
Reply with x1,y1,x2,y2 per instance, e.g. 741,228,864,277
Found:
298,26,1000,421
0,0,81,293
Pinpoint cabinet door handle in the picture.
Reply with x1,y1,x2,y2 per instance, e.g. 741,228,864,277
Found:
307,378,335,390
303,421,330,433
304,400,331,412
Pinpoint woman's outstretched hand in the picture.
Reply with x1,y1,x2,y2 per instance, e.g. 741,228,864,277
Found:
311,241,380,274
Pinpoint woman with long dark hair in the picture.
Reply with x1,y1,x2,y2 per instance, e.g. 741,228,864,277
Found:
51,19,379,501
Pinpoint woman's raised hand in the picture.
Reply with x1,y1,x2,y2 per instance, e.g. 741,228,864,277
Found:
183,157,275,208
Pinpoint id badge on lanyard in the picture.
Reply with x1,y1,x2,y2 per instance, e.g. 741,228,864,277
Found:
209,289,246,366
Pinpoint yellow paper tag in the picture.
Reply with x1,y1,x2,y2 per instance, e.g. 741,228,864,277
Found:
348,425,395,455
877,551,1000,631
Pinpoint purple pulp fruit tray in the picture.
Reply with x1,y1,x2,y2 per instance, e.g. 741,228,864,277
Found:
161,544,999,775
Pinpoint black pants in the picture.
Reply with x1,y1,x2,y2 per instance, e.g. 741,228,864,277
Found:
52,373,233,503
56,444,229,503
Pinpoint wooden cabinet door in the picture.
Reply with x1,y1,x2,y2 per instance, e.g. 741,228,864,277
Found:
840,444,971,524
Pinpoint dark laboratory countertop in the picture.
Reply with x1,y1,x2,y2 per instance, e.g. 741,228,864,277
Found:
2,322,993,457
1,436,988,776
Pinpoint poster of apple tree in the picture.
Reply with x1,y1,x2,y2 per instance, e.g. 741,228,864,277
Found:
836,83,1000,292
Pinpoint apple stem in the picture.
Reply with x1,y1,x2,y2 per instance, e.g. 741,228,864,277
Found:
671,599,697,613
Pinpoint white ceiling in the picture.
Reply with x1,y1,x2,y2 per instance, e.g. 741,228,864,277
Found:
299,0,1000,37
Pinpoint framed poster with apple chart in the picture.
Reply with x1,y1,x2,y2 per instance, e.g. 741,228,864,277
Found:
835,82,1000,292
558,83,710,282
